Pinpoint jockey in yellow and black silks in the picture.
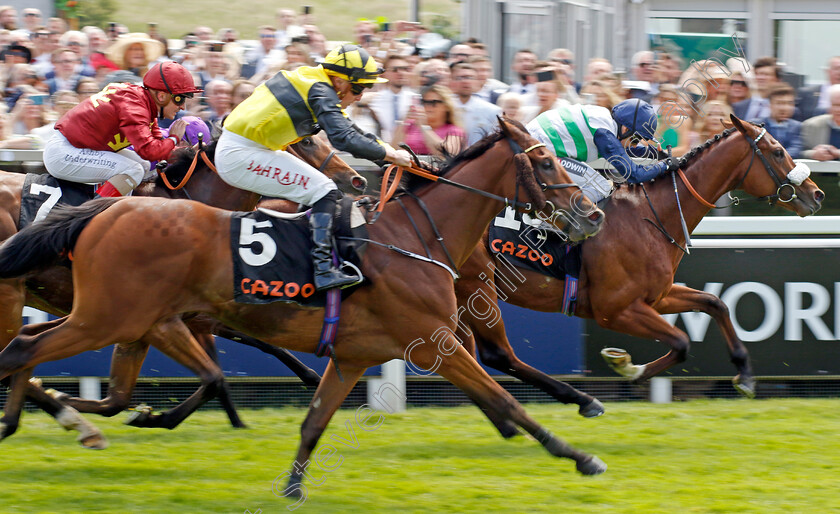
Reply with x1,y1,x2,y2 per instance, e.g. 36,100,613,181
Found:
217,44,412,291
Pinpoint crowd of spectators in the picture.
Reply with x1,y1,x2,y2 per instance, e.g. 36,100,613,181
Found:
0,5,838,161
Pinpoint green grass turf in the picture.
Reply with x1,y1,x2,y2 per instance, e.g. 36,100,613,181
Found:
1,399,838,513
114,0,461,42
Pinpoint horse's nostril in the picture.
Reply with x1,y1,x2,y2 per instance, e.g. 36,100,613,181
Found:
351,176,367,192
589,210,604,224
815,189,825,203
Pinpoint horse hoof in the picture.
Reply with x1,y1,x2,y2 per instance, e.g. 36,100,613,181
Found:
80,433,109,450
732,375,756,399
45,388,71,402
285,475,303,498
232,422,248,429
303,371,322,388
577,455,607,475
600,348,645,380
124,405,153,427
0,420,17,441
579,398,605,418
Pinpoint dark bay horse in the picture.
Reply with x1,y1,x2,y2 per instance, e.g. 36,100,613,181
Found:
0,119,609,483
453,116,823,428
0,136,361,446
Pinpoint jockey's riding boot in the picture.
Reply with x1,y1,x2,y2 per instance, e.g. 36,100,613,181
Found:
310,191,360,291
93,181,123,198
93,174,137,199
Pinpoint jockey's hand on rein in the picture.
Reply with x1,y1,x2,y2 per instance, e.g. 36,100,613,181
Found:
664,156,681,173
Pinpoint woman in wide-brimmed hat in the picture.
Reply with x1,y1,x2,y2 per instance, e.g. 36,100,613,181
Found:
106,32,165,76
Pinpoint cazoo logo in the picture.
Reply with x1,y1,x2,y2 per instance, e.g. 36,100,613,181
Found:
666,282,840,342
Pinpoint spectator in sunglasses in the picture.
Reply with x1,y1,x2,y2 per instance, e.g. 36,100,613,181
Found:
243,25,285,80
630,50,659,101
368,54,417,141
42,61,197,198
392,83,465,158
726,69,754,107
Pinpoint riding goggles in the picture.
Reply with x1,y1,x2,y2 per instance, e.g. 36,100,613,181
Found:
350,82,373,95
172,92,194,106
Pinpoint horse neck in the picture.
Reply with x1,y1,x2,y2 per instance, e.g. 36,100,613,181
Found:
185,169,262,211
377,143,521,266
654,133,750,233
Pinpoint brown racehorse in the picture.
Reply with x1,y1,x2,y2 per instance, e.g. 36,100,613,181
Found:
0,119,609,484
0,136,361,446
452,116,824,431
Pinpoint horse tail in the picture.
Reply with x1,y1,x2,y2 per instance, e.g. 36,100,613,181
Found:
0,198,120,278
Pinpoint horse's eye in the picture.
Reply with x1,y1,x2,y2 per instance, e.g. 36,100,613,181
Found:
302,138,312,146
541,159,554,170
774,149,784,159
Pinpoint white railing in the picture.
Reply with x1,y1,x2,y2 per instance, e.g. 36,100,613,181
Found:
4,149,840,174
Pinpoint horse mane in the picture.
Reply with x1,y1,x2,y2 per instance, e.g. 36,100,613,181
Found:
677,127,738,170
155,140,218,187
399,129,507,193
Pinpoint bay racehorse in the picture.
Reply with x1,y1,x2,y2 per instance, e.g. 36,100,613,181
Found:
452,116,823,432
0,119,610,485
0,135,361,446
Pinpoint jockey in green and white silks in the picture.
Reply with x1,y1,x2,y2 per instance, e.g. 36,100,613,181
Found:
526,99,680,202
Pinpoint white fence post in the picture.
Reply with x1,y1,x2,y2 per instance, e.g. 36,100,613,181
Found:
650,377,672,404
79,377,101,400
367,359,406,413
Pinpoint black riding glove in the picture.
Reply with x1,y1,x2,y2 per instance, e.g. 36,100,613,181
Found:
664,157,681,172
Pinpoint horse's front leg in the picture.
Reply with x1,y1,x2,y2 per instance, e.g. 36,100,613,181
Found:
655,284,755,397
595,299,691,382
124,319,224,430
281,359,367,507
455,265,603,418
59,341,151,416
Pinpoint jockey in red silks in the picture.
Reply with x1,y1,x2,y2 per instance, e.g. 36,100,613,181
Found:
43,61,202,197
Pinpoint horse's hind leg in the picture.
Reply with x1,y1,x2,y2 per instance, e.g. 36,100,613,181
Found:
0,316,107,447
455,269,603,418
415,342,605,475
656,284,755,397
596,299,691,382
282,359,367,501
124,318,224,430
193,332,247,428
213,325,322,388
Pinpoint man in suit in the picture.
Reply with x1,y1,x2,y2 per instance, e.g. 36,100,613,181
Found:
801,84,840,161
368,54,417,142
754,84,802,158
732,57,779,121
796,56,840,122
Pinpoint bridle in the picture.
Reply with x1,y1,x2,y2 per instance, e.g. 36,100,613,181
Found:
157,139,216,191
677,126,808,209
373,134,580,222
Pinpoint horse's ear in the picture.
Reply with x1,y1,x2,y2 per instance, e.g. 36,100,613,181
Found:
730,114,748,134
497,115,512,136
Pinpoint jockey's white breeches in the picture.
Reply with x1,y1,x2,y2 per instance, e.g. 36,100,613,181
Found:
43,130,151,186
215,129,336,206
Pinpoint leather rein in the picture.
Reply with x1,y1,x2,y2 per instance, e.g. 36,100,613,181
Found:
157,140,338,193
373,139,578,221
676,127,800,209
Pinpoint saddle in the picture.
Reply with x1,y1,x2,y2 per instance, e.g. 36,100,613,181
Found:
230,196,368,307
19,174,96,229
488,207,583,315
